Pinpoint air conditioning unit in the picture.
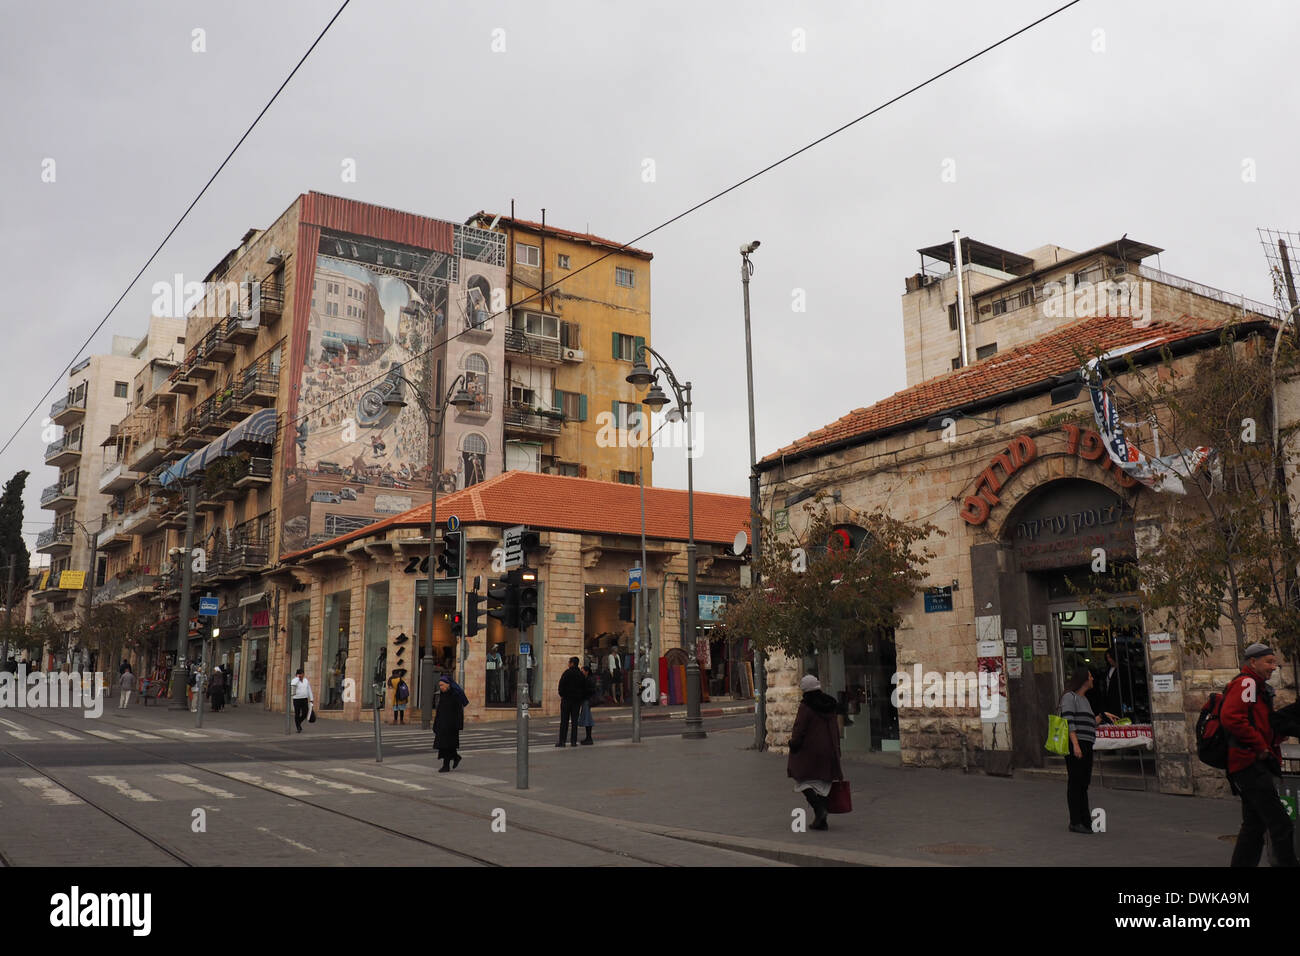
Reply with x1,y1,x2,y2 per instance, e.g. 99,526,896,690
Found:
564,348,585,362
266,248,285,267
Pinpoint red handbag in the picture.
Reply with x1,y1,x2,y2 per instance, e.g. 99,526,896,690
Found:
827,779,852,814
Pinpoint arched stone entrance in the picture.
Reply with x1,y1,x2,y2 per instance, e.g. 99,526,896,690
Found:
970,475,1141,769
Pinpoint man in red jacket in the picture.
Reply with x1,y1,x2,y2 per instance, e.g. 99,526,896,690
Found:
1220,643,1298,867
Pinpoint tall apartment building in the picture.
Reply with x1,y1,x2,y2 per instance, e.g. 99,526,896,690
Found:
33,320,184,648
902,236,1282,387
465,213,654,486
86,193,652,705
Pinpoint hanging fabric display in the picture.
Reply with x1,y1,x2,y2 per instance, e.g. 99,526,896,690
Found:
1082,344,1217,495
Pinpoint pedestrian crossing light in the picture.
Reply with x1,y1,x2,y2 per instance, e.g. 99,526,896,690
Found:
518,568,539,629
439,530,462,579
451,611,463,639
466,590,484,637
487,574,519,629
618,591,634,622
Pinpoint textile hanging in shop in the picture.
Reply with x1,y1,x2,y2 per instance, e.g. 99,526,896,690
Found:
1082,344,1217,495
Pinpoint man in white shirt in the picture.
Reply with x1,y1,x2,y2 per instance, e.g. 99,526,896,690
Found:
291,667,314,733
607,643,623,704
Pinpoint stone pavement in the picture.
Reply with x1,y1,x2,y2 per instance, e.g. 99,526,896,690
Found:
415,726,1255,867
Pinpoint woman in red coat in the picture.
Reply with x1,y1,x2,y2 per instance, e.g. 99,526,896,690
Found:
787,675,843,830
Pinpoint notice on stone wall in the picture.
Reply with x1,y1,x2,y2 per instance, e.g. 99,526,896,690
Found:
1003,628,1017,644
1006,656,1023,678
1032,624,1046,643
1033,638,1048,655
1033,655,1054,674
1152,674,1175,692
1148,633,1172,651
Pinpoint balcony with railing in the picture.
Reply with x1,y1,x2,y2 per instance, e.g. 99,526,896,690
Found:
99,455,141,494
36,527,74,553
504,329,563,364
503,402,563,436
238,356,280,406
126,412,175,473
40,481,78,510
44,433,83,466
454,391,493,421
1135,265,1283,320
243,281,284,325
94,567,160,605
51,389,88,426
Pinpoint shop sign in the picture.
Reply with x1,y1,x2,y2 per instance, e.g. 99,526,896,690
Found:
1148,633,1172,651
1011,479,1136,572
58,570,85,590
961,424,1141,527
555,612,576,623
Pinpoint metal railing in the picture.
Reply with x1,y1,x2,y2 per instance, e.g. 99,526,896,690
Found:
1136,265,1283,320
455,392,493,416
44,435,82,459
37,528,73,549
504,329,562,361
503,403,563,435
41,482,75,505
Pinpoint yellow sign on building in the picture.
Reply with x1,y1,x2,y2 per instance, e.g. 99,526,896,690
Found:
58,570,86,590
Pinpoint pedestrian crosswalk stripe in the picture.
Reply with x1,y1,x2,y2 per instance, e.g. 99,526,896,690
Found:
49,730,81,740
197,728,251,738
119,729,162,740
278,769,373,794
0,718,25,730
226,771,314,797
159,773,239,799
90,775,159,802
326,768,425,791
157,728,208,739
18,777,82,806
6,730,37,741
84,729,123,741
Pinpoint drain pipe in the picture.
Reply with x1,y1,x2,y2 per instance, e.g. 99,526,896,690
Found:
953,229,970,368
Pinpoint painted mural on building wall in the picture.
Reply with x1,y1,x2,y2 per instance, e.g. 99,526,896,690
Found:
281,226,506,554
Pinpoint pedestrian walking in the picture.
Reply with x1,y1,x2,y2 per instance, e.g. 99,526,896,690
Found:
390,672,409,724
433,675,463,772
1061,667,1099,834
210,666,225,713
118,666,135,709
291,667,314,733
786,675,843,831
578,665,596,745
556,656,586,747
1222,643,1299,867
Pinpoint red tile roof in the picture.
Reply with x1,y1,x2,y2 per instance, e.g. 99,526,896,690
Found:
761,312,1261,466
466,212,653,261
281,471,749,562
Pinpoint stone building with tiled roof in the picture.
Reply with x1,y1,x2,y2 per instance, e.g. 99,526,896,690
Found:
265,471,751,722
756,236,1297,798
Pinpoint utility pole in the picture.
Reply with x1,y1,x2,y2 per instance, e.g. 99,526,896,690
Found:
517,618,529,790
172,483,198,708
740,242,766,751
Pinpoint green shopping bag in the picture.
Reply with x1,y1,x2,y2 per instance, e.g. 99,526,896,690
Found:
1045,713,1070,755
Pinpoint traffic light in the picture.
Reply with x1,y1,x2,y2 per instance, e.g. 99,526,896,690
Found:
466,591,484,637
518,568,538,629
438,530,462,579
451,610,463,639
618,591,634,622
487,574,518,629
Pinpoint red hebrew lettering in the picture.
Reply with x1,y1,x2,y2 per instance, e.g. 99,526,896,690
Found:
1009,435,1037,469
1079,431,1105,461
1061,423,1081,456
960,495,991,525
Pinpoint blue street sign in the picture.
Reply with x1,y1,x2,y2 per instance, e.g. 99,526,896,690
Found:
198,596,219,617
628,567,643,592
519,643,531,657
447,515,461,532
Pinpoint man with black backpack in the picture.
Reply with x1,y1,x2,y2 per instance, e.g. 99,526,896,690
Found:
1218,643,1298,867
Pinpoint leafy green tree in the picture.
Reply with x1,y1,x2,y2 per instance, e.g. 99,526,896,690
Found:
722,499,943,658
0,471,30,605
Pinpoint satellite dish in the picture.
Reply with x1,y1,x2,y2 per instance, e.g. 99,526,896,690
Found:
733,531,747,556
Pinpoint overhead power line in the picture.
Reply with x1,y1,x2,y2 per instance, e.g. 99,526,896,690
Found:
0,0,353,461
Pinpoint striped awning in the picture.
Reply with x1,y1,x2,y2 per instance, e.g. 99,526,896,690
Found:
159,408,277,487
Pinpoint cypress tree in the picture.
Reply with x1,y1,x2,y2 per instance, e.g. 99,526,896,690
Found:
0,471,31,604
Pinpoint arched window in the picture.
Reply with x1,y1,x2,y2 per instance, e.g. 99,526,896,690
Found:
461,432,488,489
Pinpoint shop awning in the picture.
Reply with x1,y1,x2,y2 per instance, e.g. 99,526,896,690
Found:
160,408,277,487
238,590,267,607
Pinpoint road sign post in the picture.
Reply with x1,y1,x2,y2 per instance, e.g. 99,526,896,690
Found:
503,524,524,570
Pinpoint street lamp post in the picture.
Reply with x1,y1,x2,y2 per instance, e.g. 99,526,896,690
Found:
627,347,705,739
740,240,766,751
381,371,473,730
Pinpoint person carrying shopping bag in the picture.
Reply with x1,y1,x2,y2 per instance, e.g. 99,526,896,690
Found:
786,675,844,831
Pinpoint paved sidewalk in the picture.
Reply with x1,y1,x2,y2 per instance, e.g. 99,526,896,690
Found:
405,726,1249,867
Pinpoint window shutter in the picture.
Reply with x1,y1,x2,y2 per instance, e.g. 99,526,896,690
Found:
634,336,645,362
612,332,620,359
578,394,587,422
552,389,560,414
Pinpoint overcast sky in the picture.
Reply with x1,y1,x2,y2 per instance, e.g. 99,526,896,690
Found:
3,0,1296,555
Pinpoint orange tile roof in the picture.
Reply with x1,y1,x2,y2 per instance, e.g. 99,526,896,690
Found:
281,471,750,562
761,312,1262,466
466,212,653,261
